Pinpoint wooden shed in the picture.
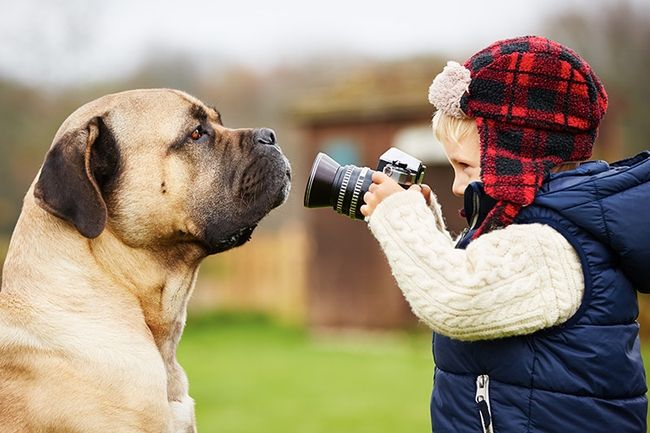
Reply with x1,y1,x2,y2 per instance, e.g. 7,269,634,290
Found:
294,59,466,329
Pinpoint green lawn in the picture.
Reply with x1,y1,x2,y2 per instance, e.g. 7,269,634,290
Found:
179,313,650,432
178,314,433,433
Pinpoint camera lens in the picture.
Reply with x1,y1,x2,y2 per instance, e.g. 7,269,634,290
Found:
304,153,374,220
333,165,375,220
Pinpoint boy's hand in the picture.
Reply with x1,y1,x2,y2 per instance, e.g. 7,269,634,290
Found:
360,171,432,218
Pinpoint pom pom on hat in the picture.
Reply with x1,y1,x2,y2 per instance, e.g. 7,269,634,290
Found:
428,61,471,119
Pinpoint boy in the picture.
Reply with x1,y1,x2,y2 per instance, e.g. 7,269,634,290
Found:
361,36,649,432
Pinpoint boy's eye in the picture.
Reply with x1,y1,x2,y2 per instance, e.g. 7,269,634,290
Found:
455,161,468,169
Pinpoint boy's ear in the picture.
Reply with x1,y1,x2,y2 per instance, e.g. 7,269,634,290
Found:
34,116,118,239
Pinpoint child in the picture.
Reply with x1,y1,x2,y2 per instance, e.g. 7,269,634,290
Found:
360,36,649,433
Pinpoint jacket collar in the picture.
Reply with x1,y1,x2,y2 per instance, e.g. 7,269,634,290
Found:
456,182,497,249
463,181,497,230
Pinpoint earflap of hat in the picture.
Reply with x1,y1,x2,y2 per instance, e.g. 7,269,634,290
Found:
476,118,548,206
473,117,596,236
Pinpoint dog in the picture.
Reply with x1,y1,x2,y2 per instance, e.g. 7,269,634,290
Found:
0,89,291,432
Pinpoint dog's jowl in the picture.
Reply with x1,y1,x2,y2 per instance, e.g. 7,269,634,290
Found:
0,89,291,433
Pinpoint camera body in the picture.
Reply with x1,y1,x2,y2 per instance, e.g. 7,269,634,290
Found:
304,147,427,220
376,147,427,188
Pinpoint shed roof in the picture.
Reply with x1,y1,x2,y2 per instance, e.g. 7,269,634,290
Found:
293,57,446,125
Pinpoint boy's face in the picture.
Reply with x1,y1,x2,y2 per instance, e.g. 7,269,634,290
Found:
440,132,481,197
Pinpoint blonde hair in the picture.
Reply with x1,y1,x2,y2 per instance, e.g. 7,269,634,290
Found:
432,111,478,145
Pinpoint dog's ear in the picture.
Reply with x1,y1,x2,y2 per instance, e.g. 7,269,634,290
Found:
34,116,119,239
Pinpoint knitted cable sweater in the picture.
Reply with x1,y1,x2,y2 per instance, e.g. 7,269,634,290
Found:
367,189,584,341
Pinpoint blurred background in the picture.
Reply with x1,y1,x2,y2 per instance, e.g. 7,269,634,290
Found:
1,0,649,431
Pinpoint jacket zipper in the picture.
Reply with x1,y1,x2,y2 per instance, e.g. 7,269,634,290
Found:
475,374,493,433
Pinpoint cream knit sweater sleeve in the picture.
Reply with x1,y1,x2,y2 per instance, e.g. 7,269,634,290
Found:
367,190,584,341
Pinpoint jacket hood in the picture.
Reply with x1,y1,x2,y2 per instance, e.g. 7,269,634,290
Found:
534,151,650,293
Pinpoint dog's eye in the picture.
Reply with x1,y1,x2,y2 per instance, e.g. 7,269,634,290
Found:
190,127,206,141
190,128,202,141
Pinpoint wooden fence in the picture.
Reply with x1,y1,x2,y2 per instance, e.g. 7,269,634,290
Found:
190,224,309,324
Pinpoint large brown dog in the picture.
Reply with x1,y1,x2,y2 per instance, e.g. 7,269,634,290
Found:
0,89,291,432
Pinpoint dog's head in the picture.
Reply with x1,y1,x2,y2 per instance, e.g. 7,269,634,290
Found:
34,89,291,256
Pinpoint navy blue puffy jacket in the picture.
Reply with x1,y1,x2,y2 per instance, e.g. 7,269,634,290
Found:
431,152,650,433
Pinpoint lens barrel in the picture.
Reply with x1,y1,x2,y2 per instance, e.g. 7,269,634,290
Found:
304,153,374,220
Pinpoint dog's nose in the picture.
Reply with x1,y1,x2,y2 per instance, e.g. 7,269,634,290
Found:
255,128,276,146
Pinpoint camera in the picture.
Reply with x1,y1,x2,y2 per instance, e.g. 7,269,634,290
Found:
303,147,426,220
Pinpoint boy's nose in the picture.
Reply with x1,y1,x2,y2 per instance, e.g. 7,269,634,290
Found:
452,179,466,197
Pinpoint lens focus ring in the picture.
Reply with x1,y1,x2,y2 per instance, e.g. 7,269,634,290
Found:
335,166,353,214
349,167,369,218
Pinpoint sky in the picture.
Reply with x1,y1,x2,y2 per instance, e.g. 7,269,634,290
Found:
0,0,640,87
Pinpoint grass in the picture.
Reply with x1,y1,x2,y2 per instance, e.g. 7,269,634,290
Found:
178,313,433,433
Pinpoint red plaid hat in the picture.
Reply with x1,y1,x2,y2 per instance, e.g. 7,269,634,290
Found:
430,36,608,238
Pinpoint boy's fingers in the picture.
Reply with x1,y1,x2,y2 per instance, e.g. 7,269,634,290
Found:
406,183,432,204
371,171,389,183
421,184,432,204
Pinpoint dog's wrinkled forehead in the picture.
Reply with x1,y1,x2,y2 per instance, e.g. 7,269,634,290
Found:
51,89,220,148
